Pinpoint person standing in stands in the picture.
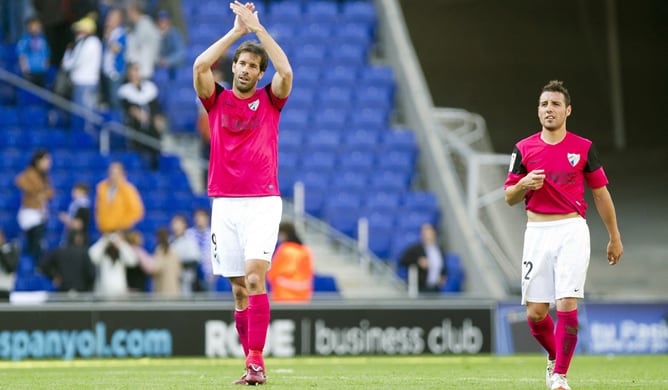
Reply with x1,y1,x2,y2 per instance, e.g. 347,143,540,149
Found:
40,230,95,293
155,10,185,79
61,16,102,112
399,223,448,293
100,6,127,111
267,222,314,302
94,161,144,234
15,149,53,261
504,80,623,390
16,16,50,87
126,0,160,80
193,1,293,385
58,182,91,245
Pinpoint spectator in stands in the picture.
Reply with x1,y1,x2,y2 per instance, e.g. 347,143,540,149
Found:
154,0,187,42
39,230,95,293
94,161,145,234
169,214,200,296
0,229,20,301
267,222,314,303
16,16,50,87
125,1,160,80
89,232,138,297
155,10,185,79
61,16,102,112
124,230,150,292
58,182,91,246
148,227,181,297
14,149,53,261
100,6,127,111
118,62,165,170
186,208,212,291
399,223,448,293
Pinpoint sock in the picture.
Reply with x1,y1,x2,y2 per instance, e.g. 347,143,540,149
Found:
246,293,270,368
234,308,249,357
554,309,579,375
527,314,556,361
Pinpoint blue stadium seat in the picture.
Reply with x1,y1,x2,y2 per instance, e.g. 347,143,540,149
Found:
215,276,233,292
18,106,48,127
338,149,375,170
364,191,401,213
278,167,299,197
159,154,181,172
321,65,358,87
334,22,373,47
280,109,309,131
441,252,465,293
376,150,415,173
266,22,296,42
295,170,330,217
0,148,25,169
298,22,335,45
0,107,19,128
0,84,15,104
349,107,388,130
1,129,29,148
304,1,339,23
278,130,303,152
318,86,353,109
402,191,439,214
290,66,320,89
365,213,394,259
342,1,377,25
398,210,438,233
323,191,362,237
369,169,410,192
331,171,368,192
359,65,394,87
285,86,316,110
328,44,367,67
16,89,46,107
312,274,339,294
279,150,300,169
303,129,341,151
301,149,337,170
313,108,348,130
381,129,417,153
342,129,380,148
353,85,394,110
269,1,303,22
293,44,327,67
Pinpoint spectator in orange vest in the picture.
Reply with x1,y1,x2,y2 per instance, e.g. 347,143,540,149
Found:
94,162,144,234
267,222,314,303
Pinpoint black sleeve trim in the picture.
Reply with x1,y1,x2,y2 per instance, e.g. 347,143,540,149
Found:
585,142,603,172
509,146,527,174
264,84,283,112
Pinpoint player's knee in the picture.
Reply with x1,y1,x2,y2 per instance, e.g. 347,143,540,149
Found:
526,310,548,323
245,272,264,292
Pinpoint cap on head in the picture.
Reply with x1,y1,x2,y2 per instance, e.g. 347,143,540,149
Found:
157,10,170,20
72,17,96,34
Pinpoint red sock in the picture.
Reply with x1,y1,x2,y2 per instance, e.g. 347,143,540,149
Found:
555,309,578,375
234,308,249,357
527,314,556,360
246,293,270,368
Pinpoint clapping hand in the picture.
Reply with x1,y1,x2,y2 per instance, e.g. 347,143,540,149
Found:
230,1,261,34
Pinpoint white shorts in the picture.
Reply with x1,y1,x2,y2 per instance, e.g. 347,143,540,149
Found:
210,196,282,277
521,217,590,305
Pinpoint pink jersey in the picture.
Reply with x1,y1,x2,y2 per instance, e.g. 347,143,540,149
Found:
200,83,287,197
504,131,608,217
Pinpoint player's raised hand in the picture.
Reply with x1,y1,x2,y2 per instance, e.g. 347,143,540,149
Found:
230,1,262,33
231,1,255,34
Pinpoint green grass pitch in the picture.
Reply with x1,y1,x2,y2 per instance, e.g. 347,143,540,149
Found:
0,355,666,389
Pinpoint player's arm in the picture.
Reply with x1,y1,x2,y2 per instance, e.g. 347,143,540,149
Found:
193,2,254,98
230,1,293,98
591,186,623,265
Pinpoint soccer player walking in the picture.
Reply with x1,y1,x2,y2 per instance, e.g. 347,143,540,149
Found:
193,1,293,385
504,80,623,390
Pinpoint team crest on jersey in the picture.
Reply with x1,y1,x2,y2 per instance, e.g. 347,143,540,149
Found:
567,153,580,167
248,99,260,111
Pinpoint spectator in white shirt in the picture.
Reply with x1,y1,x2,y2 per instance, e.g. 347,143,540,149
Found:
61,17,102,112
126,1,160,80
89,233,138,298
170,214,201,296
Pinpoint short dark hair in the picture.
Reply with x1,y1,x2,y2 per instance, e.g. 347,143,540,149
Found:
541,80,571,106
73,182,89,193
233,41,268,72
279,222,302,245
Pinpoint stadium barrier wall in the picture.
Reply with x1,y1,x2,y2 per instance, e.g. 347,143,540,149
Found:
495,301,668,355
0,300,494,361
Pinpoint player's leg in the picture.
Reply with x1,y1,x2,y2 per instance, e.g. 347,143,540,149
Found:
551,218,590,390
240,196,282,385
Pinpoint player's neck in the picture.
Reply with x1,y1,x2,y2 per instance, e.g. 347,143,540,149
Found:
232,87,257,99
540,127,567,145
